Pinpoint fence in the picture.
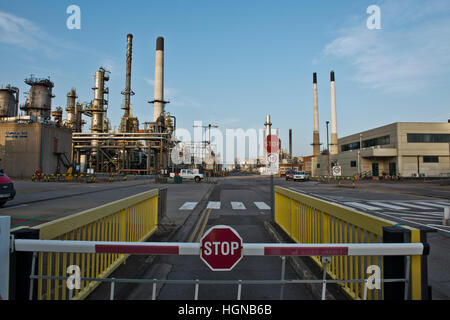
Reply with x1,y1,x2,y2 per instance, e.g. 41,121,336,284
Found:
9,238,424,300
10,189,159,300
274,186,426,300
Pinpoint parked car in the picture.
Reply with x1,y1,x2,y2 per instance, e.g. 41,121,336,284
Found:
169,169,204,183
0,170,16,207
293,171,310,182
285,170,297,181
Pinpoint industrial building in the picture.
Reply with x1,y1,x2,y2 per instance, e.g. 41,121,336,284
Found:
0,34,177,179
313,122,450,178
305,71,450,178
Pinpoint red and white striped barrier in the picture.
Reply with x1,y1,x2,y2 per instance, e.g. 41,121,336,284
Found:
12,239,425,257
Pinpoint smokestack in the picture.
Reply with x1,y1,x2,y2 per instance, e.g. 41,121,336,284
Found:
120,34,135,132
264,114,272,137
312,72,320,157
289,129,292,160
150,36,168,123
330,70,338,155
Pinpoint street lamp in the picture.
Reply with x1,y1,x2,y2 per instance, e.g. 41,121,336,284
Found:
326,121,330,176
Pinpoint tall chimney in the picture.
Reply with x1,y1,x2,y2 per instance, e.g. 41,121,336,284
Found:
289,129,292,160
120,34,134,132
150,36,168,123
330,70,338,155
264,114,272,137
312,72,320,157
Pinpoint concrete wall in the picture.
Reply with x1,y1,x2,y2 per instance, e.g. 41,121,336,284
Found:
0,122,72,178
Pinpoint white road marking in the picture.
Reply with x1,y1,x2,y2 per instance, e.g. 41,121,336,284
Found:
367,201,410,210
344,202,381,211
254,202,271,210
231,202,246,210
398,217,443,222
207,201,221,209
392,202,431,210
179,202,198,210
413,202,450,209
434,201,450,207
374,212,450,234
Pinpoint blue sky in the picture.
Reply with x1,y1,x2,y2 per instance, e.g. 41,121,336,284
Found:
1,0,449,156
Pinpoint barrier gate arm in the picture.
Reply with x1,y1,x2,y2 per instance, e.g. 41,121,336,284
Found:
12,239,426,257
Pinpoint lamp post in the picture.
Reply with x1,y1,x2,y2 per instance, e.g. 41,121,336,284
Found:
358,134,362,178
326,121,330,176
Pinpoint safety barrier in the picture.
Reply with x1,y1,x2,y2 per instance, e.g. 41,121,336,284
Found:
8,239,425,300
274,186,426,300
11,189,159,300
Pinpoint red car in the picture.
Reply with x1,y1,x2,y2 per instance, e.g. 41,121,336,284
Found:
0,171,16,207
285,170,296,181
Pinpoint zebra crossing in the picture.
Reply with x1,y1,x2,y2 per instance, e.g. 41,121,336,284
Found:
343,200,450,212
178,201,271,211
342,199,450,232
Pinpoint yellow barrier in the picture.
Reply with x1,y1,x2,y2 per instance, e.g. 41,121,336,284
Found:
31,189,159,300
274,186,422,300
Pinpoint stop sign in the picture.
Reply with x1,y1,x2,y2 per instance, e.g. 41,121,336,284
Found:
200,225,243,271
264,135,280,153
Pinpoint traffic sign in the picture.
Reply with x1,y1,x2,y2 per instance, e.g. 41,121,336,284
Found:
264,135,280,153
332,165,342,176
200,225,243,271
267,153,277,164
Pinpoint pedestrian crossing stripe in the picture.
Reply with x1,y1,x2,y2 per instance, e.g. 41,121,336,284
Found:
179,201,271,210
344,200,450,211
179,202,198,210
207,201,221,209
231,202,246,210
254,202,271,210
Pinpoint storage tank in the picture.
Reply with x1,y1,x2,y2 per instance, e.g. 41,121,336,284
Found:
0,85,19,117
21,75,54,120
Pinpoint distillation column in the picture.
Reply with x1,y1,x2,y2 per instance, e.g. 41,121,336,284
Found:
89,67,109,170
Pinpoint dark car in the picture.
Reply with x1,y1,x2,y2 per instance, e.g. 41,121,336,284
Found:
285,170,297,181
0,171,16,207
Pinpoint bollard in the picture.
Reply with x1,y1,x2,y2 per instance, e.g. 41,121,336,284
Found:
9,227,39,300
444,208,450,226
0,217,10,300
383,226,409,300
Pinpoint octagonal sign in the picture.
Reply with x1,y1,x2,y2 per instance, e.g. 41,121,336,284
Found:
200,225,243,271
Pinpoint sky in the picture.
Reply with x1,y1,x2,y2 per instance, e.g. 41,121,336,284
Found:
1,0,449,157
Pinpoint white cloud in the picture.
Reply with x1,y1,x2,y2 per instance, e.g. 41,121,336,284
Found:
0,11,100,59
321,1,450,94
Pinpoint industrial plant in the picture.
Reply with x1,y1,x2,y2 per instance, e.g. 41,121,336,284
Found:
0,34,177,179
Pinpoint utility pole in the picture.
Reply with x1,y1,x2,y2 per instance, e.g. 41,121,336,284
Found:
326,121,330,176
359,133,362,178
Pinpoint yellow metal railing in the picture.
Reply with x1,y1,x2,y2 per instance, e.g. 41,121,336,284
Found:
274,186,422,300
31,189,159,300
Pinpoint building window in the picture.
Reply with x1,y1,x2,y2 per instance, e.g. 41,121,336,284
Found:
317,163,320,168
407,134,450,143
341,135,390,152
423,156,439,163
350,161,357,167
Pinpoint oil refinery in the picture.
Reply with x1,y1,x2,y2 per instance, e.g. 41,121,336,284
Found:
0,34,176,178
